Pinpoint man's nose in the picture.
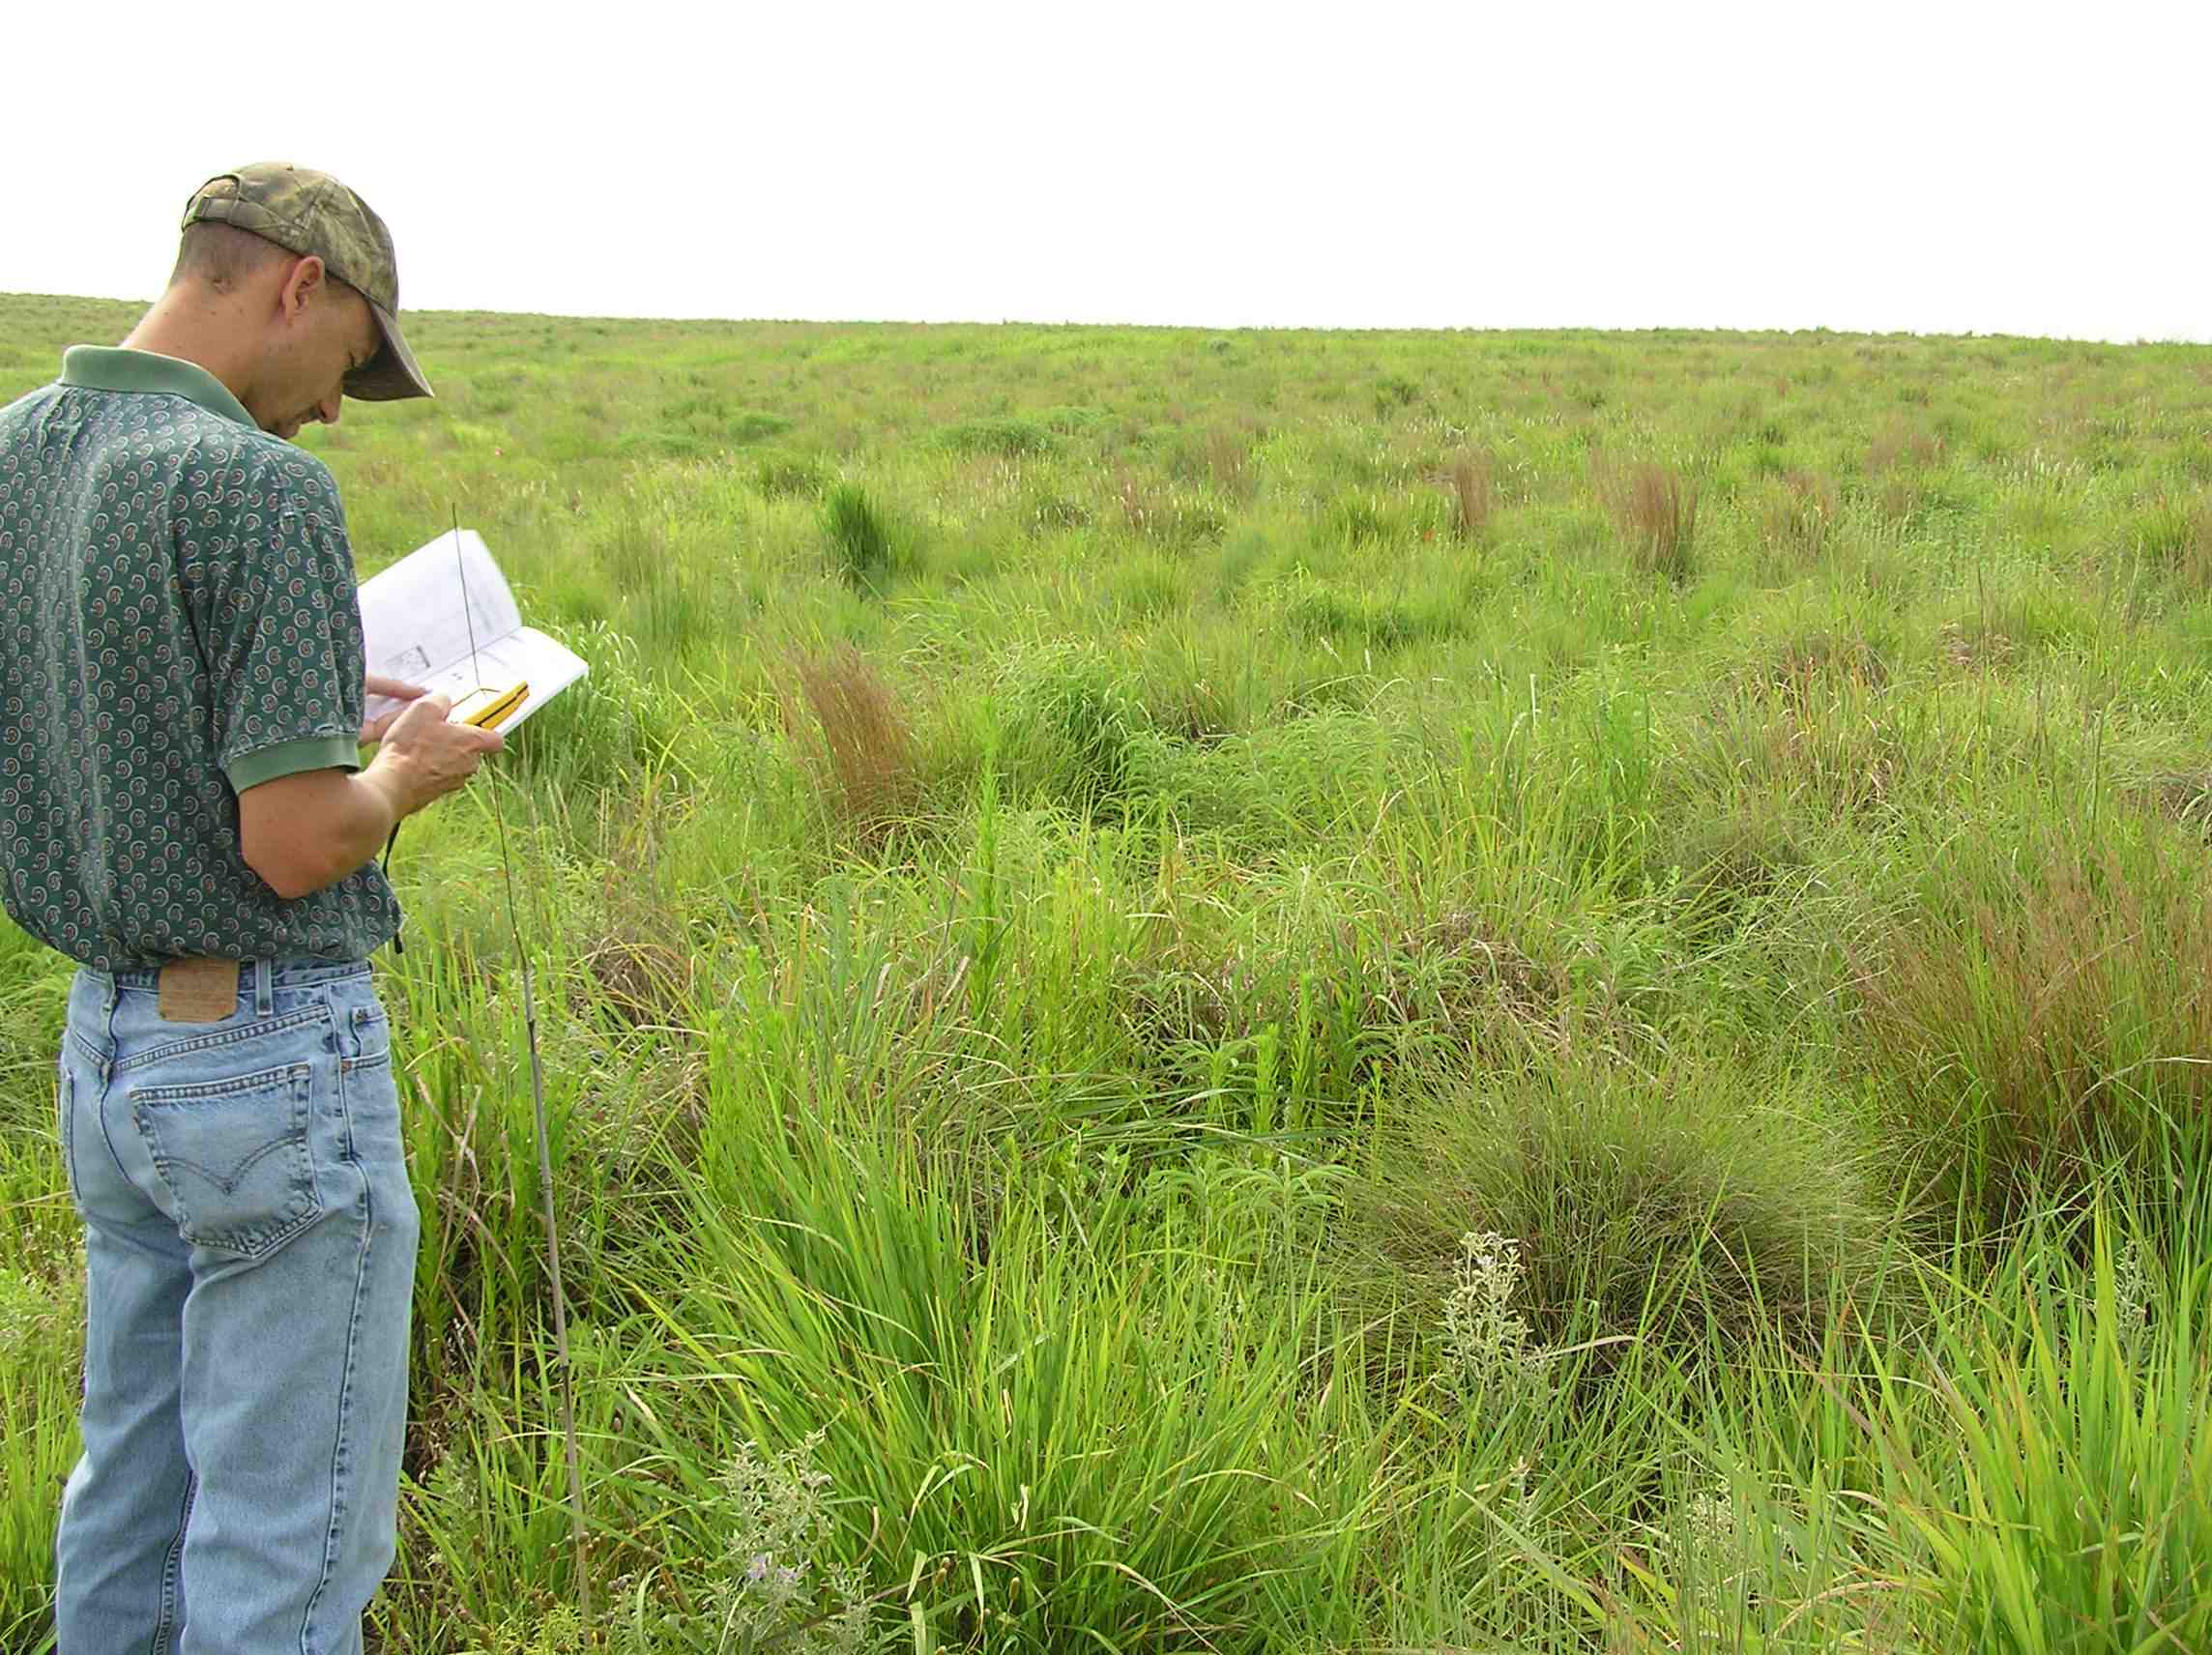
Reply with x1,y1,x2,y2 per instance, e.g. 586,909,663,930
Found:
318,392,343,426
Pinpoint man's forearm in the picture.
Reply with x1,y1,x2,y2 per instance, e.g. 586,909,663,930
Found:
320,764,408,888
240,694,497,901
240,760,407,901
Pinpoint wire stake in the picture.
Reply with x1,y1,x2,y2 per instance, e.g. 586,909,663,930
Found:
453,508,591,1622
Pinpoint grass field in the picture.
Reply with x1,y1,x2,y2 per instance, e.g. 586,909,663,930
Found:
3,292,2210,1651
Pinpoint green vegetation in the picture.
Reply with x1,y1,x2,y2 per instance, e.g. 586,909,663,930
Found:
3,292,2210,1650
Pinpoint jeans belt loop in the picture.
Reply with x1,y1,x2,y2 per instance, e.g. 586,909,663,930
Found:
253,958,274,1018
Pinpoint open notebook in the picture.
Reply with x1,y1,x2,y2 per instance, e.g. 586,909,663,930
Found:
357,529,587,734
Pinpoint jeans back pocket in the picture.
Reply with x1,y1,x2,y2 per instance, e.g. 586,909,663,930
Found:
131,1061,324,1259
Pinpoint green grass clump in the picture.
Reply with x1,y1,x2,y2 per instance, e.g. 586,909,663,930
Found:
997,641,1159,819
752,449,834,500
936,415,1056,458
1876,1201,2212,1647
1352,1048,1888,1361
820,480,900,589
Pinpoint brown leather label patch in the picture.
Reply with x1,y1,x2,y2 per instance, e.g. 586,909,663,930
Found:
158,959,241,1023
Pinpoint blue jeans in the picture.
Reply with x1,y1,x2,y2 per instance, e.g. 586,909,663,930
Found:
54,958,419,1655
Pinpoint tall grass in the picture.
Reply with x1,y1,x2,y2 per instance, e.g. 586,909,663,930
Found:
782,646,919,840
1445,450,1498,540
1858,812,2212,1225
822,482,896,589
2,296,2209,1649
1595,457,1701,581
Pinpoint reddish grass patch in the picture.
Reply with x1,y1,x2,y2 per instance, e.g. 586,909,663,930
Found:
1857,830,2212,1223
1868,416,1943,474
782,646,918,839
1594,458,1699,581
1444,450,1498,541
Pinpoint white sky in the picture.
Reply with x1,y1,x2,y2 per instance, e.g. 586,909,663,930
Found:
8,1,2208,342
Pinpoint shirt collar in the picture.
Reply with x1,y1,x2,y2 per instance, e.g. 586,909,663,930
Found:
60,346,258,430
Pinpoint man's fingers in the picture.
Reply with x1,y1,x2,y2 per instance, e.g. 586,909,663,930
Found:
370,689,512,818
360,676,430,743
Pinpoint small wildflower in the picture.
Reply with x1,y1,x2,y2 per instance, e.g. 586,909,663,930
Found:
1443,1230,1540,1391
0,1268,60,1363
2113,1240,2150,1344
705,1432,870,1652
1679,1489,1734,1554
1507,1455,1533,1522
1657,1484,1745,1597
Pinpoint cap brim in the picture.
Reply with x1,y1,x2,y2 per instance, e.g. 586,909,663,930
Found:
344,299,433,401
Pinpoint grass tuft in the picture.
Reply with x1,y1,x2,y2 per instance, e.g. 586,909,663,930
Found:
1858,818,2212,1225
821,481,897,588
1445,450,1498,540
1594,457,1700,581
782,645,919,839
1351,1049,1888,1366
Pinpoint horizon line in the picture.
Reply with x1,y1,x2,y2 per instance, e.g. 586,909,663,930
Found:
5,290,2206,349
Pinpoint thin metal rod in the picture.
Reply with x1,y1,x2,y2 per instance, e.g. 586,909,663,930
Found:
521,954,590,1623
452,510,591,1620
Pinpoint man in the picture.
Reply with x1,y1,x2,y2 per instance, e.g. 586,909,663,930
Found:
0,163,504,1652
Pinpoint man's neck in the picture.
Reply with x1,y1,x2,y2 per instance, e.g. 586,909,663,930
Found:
120,290,258,417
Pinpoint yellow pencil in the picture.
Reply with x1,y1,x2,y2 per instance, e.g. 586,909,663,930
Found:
452,681,529,730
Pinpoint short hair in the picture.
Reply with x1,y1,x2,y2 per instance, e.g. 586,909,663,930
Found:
167,221,292,292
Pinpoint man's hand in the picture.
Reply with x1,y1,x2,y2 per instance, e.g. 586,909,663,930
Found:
362,673,427,743
366,693,507,819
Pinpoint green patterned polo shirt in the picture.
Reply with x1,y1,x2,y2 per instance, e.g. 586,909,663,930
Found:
0,346,400,969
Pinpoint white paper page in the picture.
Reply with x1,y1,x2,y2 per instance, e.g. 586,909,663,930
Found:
360,530,523,724
402,627,589,734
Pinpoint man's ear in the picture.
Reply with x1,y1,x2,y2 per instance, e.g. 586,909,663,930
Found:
276,253,328,321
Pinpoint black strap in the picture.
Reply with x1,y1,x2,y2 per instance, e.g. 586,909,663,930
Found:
380,822,404,955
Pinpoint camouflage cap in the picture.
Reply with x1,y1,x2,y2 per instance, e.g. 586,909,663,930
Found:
182,162,433,401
